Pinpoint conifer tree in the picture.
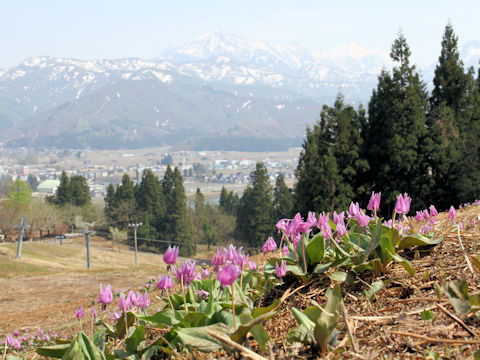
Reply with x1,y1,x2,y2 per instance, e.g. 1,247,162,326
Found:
273,174,293,221
69,176,91,206
104,183,116,223
427,24,480,208
136,169,164,239
219,186,239,215
164,168,195,256
55,171,71,206
235,162,273,248
295,94,366,214
365,33,428,211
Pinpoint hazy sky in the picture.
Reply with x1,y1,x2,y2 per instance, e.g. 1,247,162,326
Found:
1,0,478,68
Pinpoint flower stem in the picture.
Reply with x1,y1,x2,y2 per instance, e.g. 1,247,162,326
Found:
302,235,307,273
181,277,188,313
231,285,236,329
123,311,128,339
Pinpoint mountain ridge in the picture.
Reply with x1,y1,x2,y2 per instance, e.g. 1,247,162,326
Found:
1,31,479,150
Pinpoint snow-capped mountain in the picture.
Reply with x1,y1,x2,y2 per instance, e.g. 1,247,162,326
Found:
1,31,479,150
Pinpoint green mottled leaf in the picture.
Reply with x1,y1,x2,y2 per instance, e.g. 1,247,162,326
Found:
397,233,444,250
138,308,184,327
420,309,434,322
314,285,341,354
35,344,70,358
126,325,145,354
177,323,233,352
329,271,348,282
364,280,385,302
61,331,106,360
306,233,325,265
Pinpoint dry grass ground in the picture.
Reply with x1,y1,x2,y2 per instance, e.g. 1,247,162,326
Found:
0,239,170,336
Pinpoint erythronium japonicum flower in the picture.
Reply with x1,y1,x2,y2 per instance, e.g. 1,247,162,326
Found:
99,284,113,309
217,263,241,328
75,306,84,331
449,206,456,222
163,245,179,271
394,193,411,215
275,260,287,282
367,191,381,219
262,237,277,253
211,248,225,272
429,205,438,217
282,244,290,256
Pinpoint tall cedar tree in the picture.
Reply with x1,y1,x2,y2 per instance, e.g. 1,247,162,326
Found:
49,171,90,207
110,174,136,228
164,167,195,256
219,186,239,215
365,33,429,212
136,169,164,240
235,162,274,248
295,94,366,215
273,174,294,221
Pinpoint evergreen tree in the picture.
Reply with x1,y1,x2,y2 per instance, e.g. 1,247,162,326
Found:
69,176,91,206
27,174,39,192
365,33,428,212
104,183,116,223
273,174,293,221
295,94,366,214
164,168,195,256
54,171,71,206
136,169,164,239
219,186,239,215
109,174,136,228
235,162,274,248
427,24,480,208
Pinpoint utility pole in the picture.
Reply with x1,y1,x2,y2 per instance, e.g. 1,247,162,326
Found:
84,225,91,270
129,222,142,269
15,217,30,259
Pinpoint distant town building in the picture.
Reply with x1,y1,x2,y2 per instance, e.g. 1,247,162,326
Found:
37,179,60,194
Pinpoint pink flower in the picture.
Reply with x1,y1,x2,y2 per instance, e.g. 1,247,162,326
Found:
422,209,430,220
126,290,137,308
91,308,98,319
248,260,257,270
286,213,303,237
333,211,344,225
429,205,438,217
317,213,333,239
75,306,84,320
163,246,179,265
211,248,225,269
355,209,370,228
394,193,411,215
99,285,113,306
157,274,174,290
415,211,423,222
282,245,290,256
261,237,277,253
195,290,209,299
174,260,196,285
348,202,360,218
275,260,287,279
275,218,289,232
202,268,210,278
367,191,381,212
137,292,150,310
118,293,128,312
449,206,456,221
225,244,238,262
217,263,240,286
335,219,347,238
